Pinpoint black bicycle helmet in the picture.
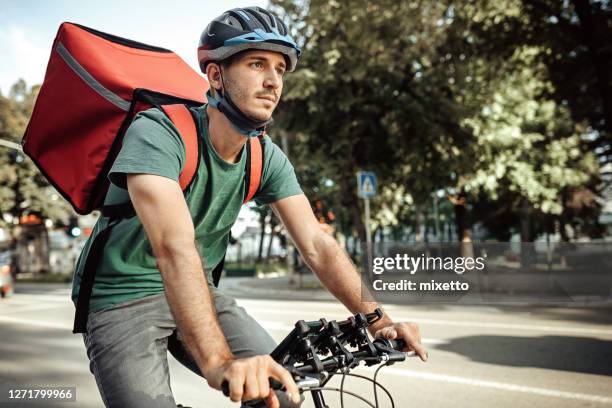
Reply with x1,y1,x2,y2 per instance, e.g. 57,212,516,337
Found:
198,7,301,137
198,6,301,72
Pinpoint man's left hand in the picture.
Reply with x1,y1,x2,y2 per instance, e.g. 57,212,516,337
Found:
373,322,428,362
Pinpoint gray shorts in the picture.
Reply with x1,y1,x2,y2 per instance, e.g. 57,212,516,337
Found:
82,286,301,408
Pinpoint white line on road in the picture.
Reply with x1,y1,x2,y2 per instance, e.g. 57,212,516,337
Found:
6,294,71,303
242,305,612,337
370,366,612,405
258,320,445,345
0,315,72,331
408,317,612,337
0,303,70,314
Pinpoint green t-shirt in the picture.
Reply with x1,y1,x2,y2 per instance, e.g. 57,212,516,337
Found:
71,105,302,313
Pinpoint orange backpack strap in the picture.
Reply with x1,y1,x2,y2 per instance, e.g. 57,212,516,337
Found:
243,134,264,203
212,134,263,288
161,104,199,191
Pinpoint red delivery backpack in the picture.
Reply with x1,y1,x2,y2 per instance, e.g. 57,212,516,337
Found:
22,23,264,333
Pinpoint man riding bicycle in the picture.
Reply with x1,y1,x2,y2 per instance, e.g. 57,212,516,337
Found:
72,6,427,408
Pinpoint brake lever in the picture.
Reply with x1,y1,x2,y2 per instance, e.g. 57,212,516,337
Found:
295,376,322,390
221,364,322,397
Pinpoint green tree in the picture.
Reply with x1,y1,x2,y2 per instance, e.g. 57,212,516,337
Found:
462,47,600,240
469,0,612,164
271,0,486,240
0,80,73,229
270,0,607,243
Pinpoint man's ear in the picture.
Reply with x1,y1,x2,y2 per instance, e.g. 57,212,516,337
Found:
206,63,223,92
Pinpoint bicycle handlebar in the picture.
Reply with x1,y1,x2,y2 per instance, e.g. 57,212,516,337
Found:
221,317,409,397
291,338,407,376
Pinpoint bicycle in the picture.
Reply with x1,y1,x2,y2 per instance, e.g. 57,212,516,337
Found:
223,308,411,408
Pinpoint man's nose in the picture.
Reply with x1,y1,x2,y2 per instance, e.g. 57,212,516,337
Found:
263,69,282,89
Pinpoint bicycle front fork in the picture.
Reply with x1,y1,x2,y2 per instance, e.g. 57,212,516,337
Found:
311,390,329,408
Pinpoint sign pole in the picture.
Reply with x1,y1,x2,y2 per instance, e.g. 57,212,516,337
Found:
357,171,377,281
363,196,373,281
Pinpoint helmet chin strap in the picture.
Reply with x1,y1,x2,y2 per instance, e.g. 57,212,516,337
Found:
207,68,271,138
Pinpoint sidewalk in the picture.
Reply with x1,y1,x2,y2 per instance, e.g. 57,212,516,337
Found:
220,274,334,302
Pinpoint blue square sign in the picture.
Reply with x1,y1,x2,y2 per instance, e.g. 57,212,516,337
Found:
357,171,377,198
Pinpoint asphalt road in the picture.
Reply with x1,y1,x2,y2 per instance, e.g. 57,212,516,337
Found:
0,282,611,408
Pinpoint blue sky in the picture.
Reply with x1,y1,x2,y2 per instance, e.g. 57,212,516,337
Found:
0,0,267,94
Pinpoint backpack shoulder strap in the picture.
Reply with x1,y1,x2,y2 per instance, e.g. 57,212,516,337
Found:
213,134,263,288
160,104,199,191
243,134,264,204
100,104,199,219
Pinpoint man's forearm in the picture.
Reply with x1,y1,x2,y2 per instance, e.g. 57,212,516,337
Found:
306,232,393,333
156,244,232,372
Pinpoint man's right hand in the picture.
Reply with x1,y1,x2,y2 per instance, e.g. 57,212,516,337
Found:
204,355,301,408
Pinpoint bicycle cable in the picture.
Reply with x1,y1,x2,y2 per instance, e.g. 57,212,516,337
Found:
340,367,348,408
333,364,395,408
309,387,377,408
344,371,395,408
373,365,388,408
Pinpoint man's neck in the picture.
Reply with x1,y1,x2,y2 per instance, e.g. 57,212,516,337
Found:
206,105,248,164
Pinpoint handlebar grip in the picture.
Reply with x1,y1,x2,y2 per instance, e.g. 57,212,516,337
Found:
388,338,406,351
387,348,407,363
373,338,408,363
374,337,406,351
269,378,284,391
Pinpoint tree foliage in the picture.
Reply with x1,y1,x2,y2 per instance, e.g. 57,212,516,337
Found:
271,0,485,237
463,47,599,214
470,0,612,165
270,0,608,241
0,80,73,229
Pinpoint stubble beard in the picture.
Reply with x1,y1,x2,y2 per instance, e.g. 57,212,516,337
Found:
222,75,275,122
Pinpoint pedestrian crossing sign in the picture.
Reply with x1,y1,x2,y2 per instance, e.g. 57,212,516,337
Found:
357,171,377,198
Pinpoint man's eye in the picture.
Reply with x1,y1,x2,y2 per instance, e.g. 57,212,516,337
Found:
276,68,286,76
251,62,264,69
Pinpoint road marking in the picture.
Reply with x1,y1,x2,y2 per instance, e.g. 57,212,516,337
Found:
0,315,71,331
369,366,612,404
8,293,71,303
408,317,612,336
241,304,612,337
0,303,69,314
258,320,445,344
